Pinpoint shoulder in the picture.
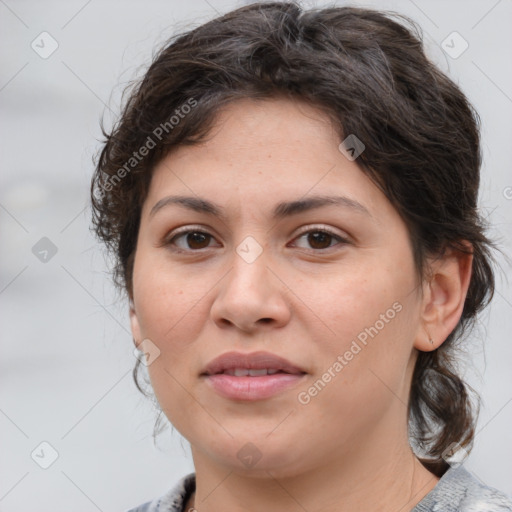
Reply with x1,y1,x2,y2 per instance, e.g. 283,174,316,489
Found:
414,465,512,512
124,473,196,512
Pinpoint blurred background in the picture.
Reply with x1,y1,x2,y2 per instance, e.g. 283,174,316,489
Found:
1,0,511,510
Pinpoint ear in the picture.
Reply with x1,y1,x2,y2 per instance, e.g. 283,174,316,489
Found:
129,298,142,349
415,245,473,351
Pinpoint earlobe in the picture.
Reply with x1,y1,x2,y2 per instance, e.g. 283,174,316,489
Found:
129,300,142,348
415,247,473,352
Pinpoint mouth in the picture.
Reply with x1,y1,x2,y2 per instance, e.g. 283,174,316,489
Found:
201,351,307,401
201,350,306,376
215,368,297,376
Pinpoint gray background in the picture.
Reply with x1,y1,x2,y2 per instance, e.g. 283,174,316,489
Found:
1,0,511,510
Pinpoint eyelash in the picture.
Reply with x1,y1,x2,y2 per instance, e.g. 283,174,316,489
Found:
163,225,350,253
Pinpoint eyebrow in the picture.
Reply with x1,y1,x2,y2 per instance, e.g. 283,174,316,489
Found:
149,194,371,221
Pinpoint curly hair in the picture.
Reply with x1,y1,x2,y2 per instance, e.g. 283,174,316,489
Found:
90,1,495,474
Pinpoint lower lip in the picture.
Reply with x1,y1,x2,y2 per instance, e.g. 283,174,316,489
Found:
203,373,306,401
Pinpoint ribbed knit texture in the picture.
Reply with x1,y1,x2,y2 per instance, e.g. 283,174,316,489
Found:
126,465,512,512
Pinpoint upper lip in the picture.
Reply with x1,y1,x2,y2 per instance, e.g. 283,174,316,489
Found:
201,351,307,376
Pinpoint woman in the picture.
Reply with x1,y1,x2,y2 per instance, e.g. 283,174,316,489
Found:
91,2,512,511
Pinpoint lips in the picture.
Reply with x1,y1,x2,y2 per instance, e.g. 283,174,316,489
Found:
200,351,307,401
201,351,306,376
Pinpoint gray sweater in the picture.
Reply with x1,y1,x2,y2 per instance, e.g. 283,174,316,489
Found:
126,465,512,512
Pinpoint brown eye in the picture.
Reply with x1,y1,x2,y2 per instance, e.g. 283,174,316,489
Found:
167,230,216,251
307,231,333,250
291,228,349,251
185,232,211,249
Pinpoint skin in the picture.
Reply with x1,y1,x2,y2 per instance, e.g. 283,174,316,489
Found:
129,97,472,512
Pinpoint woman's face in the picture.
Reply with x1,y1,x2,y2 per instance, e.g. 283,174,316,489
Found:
129,97,425,477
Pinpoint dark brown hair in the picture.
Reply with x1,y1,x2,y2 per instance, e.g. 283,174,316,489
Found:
91,1,495,473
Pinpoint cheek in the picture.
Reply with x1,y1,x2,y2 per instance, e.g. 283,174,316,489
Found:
131,252,216,416
294,303,419,452
308,252,418,348
132,251,209,343
131,259,211,431
299,254,420,412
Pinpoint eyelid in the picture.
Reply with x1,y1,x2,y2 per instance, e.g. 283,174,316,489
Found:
293,224,349,241
168,224,210,237
162,224,219,247
289,224,351,251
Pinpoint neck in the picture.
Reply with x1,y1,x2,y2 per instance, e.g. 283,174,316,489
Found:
186,428,439,512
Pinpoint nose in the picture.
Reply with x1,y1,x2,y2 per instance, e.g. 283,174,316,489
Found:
210,249,292,333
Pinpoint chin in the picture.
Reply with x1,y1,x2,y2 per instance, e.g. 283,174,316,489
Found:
205,436,310,478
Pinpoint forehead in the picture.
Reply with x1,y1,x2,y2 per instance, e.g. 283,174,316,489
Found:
142,97,392,222
158,97,340,171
